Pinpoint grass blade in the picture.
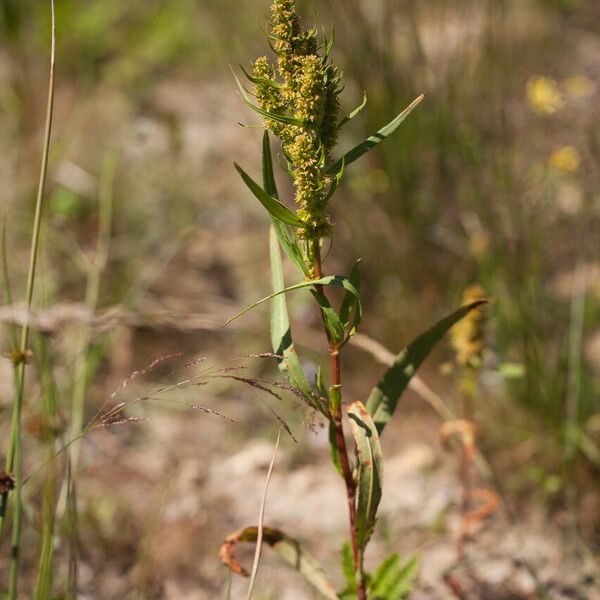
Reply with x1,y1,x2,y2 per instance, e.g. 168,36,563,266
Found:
246,429,282,600
3,4,56,596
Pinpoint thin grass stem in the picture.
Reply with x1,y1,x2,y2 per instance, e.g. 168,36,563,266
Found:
246,428,281,600
2,4,56,597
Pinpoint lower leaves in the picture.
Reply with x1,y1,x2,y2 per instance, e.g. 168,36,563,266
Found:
220,526,338,600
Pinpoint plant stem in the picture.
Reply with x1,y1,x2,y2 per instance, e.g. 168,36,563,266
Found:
1,3,56,596
311,240,366,600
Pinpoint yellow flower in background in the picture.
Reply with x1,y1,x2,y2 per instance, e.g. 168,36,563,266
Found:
563,75,596,99
527,76,564,114
549,146,581,173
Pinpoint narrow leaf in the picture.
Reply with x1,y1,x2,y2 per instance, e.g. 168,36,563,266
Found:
347,400,383,551
338,92,368,130
262,132,309,276
311,290,345,344
341,542,356,591
226,275,359,325
269,226,324,415
220,526,339,600
262,131,279,199
272,220,309,276
328,94,426,175
366,300,488,434
233,70,303,126
235,162,306,228
339,259,362,342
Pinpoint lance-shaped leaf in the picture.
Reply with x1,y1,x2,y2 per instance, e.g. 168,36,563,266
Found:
366,300,488,434
226,275,359,324
235,162,307,228
220,526,339,600
270,226,325,415
328,93,426,175
262,132,309,276
347,400,383,551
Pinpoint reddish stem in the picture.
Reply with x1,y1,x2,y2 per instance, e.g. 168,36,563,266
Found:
312,241,366,600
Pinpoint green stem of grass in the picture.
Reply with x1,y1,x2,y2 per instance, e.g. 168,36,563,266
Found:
1,3,56,596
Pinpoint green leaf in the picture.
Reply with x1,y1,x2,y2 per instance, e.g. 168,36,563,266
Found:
339,260,362,344
220,526,339,600
341,542,357,592
240,64,282,90
262,132,309,276
235,162,306,228
311,290,345,344
328,421,344,479
328,94,426,175
347,400,383,551
226,275,359,325
233,70,303,126
262,131,279,199
365,300,488,434
370,554,418,599
272,220,309,276
338,92,368,130
328,386,344,478
269,226,325,416
324,157,345,203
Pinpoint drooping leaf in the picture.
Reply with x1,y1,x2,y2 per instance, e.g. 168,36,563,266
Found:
366,300,488,434
328,94,426,175
347,400,383,551
369,553,418,599
338,92,368,130
220,526,339,600
269,226,325,415
235,162,306,228
226,275,359,325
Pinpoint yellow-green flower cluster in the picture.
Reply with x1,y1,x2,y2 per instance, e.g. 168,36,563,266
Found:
451,285,486,372
250,0,342,240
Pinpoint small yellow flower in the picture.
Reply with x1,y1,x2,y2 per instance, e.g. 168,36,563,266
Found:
548,146,581,173
563,75,595,99
527,76,564,115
